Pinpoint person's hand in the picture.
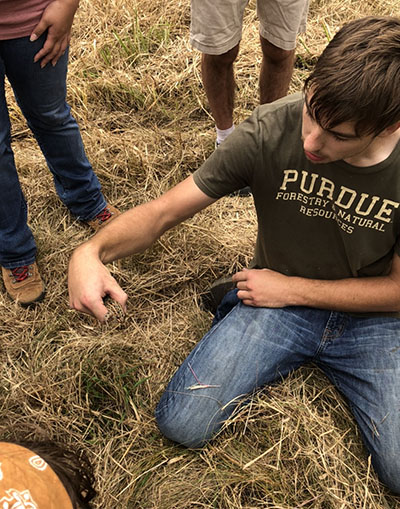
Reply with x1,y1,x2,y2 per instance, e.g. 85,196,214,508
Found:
68,244,128,322
232,268,294,308
30,0,79,68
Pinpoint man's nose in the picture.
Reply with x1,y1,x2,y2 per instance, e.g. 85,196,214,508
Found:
304,125,324,152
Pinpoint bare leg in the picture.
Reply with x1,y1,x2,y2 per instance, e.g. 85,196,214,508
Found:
201,44,240,129
259,36,295,104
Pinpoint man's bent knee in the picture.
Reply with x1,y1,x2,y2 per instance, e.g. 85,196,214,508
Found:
154,387,232,448
155,403,215,449
155,415,208,449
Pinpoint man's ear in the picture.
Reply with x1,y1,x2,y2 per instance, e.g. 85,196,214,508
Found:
383,121,400,135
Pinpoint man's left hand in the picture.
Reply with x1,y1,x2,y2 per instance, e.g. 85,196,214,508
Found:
232,268,294,308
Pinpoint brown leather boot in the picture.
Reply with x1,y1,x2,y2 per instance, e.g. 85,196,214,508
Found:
86,204,121,232
2,262,45,306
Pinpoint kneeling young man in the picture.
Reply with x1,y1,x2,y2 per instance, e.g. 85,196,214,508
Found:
68,17,400,493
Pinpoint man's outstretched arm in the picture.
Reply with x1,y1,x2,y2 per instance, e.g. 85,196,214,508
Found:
68,176,216,321
233,252,400,313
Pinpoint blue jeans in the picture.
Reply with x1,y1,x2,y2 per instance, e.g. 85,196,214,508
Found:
156,291,400,493
0,34,106,268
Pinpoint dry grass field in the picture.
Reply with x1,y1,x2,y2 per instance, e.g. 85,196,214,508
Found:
1,0,400,507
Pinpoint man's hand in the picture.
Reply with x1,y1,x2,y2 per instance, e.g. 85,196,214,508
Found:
232,268,294,308
30,0,79,68
68,244,128,322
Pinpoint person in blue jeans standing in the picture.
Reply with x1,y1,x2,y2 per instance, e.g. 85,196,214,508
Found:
68,17,400,494
0,0,119,305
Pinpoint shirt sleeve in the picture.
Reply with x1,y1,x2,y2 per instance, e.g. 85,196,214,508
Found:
193,108,261,198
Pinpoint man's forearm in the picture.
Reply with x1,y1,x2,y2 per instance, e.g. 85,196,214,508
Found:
77,175,216,265
289,274,400,313
80,200,170,265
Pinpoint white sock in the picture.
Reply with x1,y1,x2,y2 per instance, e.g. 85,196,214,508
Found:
216,125,235,146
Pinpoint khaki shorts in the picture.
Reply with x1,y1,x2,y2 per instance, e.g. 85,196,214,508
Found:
190,0,309,55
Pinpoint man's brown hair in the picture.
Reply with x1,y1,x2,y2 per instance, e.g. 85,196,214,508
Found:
304,16,400,136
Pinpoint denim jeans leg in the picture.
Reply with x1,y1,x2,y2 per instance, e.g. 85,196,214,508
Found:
156,304,325,448
2,35,106,221
0,53,36,268
318,316,400,494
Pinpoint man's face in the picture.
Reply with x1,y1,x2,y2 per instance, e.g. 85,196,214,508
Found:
301,103,376,166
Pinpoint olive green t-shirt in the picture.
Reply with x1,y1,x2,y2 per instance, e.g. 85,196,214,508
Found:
193,93,400,285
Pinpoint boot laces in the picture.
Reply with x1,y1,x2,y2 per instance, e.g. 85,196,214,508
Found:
11,265,31,283
95,207,112,224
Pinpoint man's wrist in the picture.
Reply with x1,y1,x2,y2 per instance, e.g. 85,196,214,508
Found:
73,240,102,264
286,276,310,307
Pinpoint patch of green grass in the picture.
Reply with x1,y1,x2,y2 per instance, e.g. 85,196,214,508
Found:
81,360,150,427
100,11,171,67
